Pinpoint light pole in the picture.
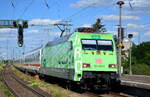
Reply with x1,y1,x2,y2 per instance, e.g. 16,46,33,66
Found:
128,34,133,75
117,1,125,77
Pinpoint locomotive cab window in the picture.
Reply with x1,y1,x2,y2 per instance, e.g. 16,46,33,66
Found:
81,40,97,50
81,39,113,51
97,40,113,51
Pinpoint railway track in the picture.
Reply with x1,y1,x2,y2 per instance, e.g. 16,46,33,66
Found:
2,66,51,97
14,66,150,97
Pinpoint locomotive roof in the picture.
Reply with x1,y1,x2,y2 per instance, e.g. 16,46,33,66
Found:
45,33,73,47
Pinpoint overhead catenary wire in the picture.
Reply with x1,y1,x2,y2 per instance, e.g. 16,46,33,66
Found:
63,1,117,22
53,0,61,18
11,0,15,8
41,0,62,19
129,0,134,9
19,0,35,18
43,0,50,9
63,6,91,21
9,0,16,19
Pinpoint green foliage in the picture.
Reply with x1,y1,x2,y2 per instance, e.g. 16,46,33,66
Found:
3,88,14,97
132,64,150,75
92,18,106,32
12,68,77,97
28,82,39,88
132,42,150,65
122,57,129,74
122,42,150,75
123,64,150,75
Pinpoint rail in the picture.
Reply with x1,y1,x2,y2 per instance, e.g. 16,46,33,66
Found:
2,66,50,97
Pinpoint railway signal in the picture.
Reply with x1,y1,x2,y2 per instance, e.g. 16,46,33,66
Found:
0,20,28,47
13,20,28,47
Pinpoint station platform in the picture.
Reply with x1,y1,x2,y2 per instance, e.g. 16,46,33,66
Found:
120,75,150,90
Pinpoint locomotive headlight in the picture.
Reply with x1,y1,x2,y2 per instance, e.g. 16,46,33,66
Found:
82,63,90,68
109,64,117,68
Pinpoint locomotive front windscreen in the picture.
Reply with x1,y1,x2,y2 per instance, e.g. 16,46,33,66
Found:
81,39,113,51
82,40,97,50
97,40,113,51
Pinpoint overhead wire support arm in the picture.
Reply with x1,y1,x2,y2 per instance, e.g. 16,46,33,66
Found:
54,23,72,37
55,24,65,37
43,0,50,9
11,0,15,8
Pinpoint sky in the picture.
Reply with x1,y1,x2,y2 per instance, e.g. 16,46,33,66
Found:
0,0,150,59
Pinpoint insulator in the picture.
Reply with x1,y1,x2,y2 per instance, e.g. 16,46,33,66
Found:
23,21,28,28
13,21,18,27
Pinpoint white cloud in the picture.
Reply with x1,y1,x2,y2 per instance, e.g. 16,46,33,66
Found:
48,32,60,36
70,0,112,8
106,30,117,35
0,36,42,41
144,31,150,36
102,15,140,21
128,32,139,36
82,24,91,27
0,28,17,33
126,24,147,29
24,37,43,41
124,0,150,14
126,0,150,8
0,37,16,41
126,24,144,29
125,10,150,14
70,0,150,14
106,30,139,37
27,30,39,33
29,19,61,25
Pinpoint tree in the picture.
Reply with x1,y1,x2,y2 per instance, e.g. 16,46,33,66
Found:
132,42,150,65
92,18,106,32
122,42,150,75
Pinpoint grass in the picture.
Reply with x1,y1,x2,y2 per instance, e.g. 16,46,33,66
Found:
12,67,85,97
0,64,15,97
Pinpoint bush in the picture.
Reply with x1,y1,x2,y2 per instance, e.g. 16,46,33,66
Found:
132,42,150,66
122,42,150,75
132,64,150,75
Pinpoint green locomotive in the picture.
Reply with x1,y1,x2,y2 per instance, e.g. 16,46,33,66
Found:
39,27,119,89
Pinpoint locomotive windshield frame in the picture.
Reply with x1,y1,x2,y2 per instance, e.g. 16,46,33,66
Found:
81,39,113,51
